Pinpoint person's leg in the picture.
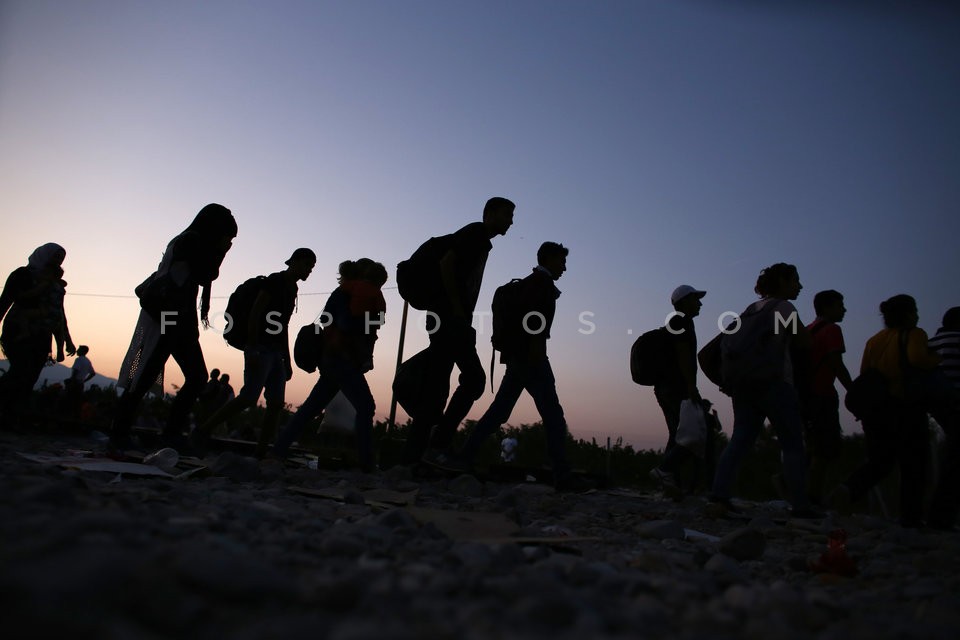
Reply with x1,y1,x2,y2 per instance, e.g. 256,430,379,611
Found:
274,374,338,457
711,390,765,501
842,415,899,504
254,350,288,458
111,334,173,441
928,408,960,528
806,393,843,505
0,337,50,422
459,362,525,464
654,386,682,453
165,335,208,439
524,358,571,477
765,381,811,510
896,406,930,527
334,363,377,471
430,323,485,451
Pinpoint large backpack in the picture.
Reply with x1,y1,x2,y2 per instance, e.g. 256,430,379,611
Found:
720,299,791,391
629,327,672,386
491,278,530,356
222,276,267,350
396,234,455,310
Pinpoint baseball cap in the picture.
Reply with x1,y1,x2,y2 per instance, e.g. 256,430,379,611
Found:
285,248,317,266
671,284,706,305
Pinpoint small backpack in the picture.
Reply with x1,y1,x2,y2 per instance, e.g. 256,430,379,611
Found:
396,234,455,310
629,327,671,386
222,276,267,350
293,322,325,373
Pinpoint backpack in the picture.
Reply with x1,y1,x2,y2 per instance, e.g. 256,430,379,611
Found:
293,322,325,373
720,300,791,392
222,276,267,350
629,327,671,386
491,278,529,356
396,234,455,310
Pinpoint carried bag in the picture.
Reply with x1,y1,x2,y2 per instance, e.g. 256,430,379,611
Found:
293,322,325,373
135,272,186,320
675,398,708,455
392,348,448,421
222,276,268,350
844,368,892,421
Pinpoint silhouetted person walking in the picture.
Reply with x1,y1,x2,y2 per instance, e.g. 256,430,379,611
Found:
399,197,514,465
274,258,387,471
192,248,316,457
441,242,589,491
0,243,74,429
928,306,960,530
111,204,237,451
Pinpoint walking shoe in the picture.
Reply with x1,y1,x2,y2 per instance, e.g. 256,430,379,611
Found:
705,495,742,516
649,467,681,493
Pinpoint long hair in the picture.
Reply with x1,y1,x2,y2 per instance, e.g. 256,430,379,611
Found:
338,258,388,286
180,203,237,284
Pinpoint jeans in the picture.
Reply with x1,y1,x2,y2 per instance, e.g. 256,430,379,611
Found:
275,354,376,469
0,333,50,420
459,356,569,476
654,385,685,453
237,346,287,406
712,380,810,509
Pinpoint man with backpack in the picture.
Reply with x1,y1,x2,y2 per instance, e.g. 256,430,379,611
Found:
397,197,515,467
191,247,316,457
647,284,706,493
436,242,589,491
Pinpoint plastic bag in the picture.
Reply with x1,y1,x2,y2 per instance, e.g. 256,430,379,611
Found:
675,399,707,455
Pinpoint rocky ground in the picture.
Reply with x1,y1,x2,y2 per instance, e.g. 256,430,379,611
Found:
2,428,959,640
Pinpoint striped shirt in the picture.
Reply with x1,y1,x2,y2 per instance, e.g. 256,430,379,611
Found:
928,329,960,390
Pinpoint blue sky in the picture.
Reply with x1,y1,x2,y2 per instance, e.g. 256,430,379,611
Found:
1,0,958,449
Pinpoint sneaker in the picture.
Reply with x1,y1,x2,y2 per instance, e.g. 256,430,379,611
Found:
706,495,742,516
649,467,680,491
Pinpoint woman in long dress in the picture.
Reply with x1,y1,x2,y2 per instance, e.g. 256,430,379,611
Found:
111,204,237,450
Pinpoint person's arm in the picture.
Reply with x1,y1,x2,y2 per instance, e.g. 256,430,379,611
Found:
199,283,212,328
907,329,941,370
0,269,25,323
438,249,467,320
824,351,853,391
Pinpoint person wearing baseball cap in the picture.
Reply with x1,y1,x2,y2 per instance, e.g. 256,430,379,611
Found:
192,247,316,457
649,284,707,495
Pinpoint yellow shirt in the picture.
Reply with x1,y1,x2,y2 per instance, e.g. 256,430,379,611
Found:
860,327,940,398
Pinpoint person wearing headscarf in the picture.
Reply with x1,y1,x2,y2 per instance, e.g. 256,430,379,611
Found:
111,204,237,450
0,243,72,427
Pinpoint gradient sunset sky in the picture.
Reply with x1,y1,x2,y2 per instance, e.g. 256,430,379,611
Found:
2,0,958,450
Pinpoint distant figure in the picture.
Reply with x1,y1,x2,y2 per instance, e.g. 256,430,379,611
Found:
400,196,515,466
710,263,821,518
802,290,853,505
66,345,96,420
442,243,590,491
500,436,518,462
273,258,388,471
111,204,237,451
832,295,941,527
648,284,706,494
217,373,235,407
196,367,222,423
927,306,960,530
192,248,316,457
0,243,74,428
